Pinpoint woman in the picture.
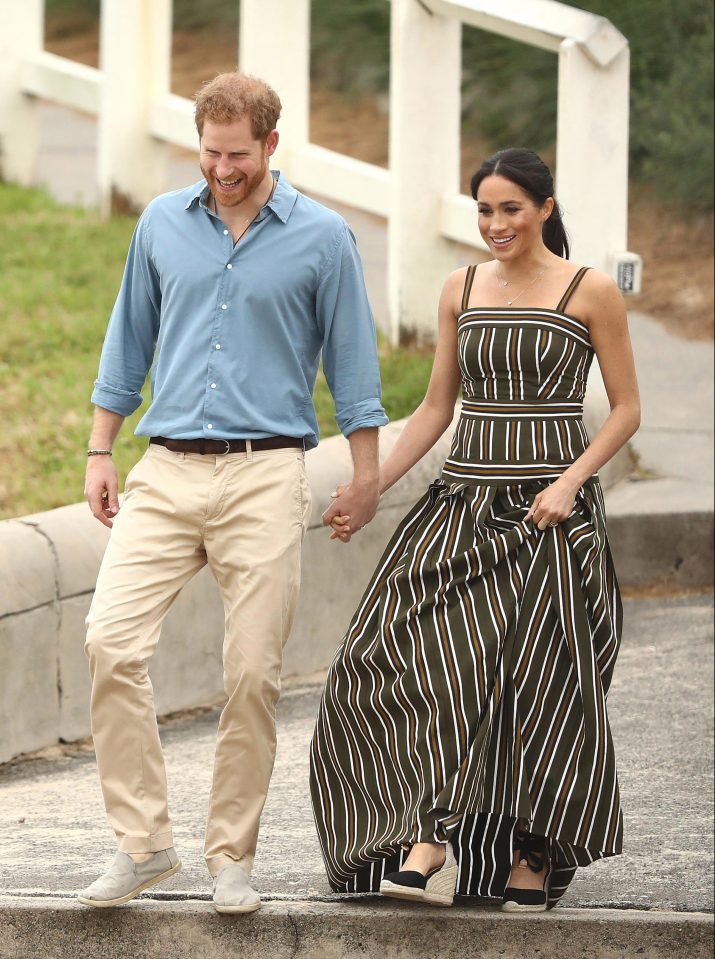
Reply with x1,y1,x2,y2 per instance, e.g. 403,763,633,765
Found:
310,148,639,911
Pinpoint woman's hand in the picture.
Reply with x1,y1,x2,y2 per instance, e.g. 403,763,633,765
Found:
323,483,353,542
525,476,580,531
329,514,352,542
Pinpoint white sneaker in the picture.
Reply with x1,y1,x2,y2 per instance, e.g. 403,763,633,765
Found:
212,863,261,914
78,848,181,907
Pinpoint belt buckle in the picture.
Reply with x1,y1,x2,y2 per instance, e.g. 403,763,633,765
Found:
218,439,231,455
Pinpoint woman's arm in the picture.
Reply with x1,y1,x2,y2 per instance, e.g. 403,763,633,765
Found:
329,268,464,540
527,271,641,530
379,270,464,494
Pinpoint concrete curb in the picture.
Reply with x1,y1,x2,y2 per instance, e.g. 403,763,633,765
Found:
606,476,714,590
0,420,456,763
1,896,712,959
0,381,635,765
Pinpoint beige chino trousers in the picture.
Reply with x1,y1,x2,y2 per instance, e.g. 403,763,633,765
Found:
85,443,311,876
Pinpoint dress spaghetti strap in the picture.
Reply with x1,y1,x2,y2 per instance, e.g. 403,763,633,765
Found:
556,266,590,314
461,265,477,313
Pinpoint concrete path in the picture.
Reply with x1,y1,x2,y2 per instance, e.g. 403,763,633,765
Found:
1,595,713,957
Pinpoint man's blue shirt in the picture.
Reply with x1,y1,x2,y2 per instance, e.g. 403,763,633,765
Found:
92,172,388,449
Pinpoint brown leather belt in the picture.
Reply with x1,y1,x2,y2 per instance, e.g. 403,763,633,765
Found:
150,435,304,455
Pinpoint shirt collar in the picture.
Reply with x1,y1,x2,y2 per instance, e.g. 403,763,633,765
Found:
265,172,298,223
185,171,298,224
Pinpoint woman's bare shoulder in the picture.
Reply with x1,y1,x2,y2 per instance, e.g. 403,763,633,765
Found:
579,266,622,298
444,266,470,290
573,266,626,328
440,266,472,312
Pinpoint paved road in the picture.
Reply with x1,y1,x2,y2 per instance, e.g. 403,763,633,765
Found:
1,595,712,914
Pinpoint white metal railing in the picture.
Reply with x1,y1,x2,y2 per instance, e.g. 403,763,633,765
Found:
0,0,641,344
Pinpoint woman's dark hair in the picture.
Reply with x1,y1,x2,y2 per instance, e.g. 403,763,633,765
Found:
470,148,570,259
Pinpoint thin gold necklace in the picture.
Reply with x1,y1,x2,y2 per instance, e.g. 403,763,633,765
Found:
496,267,546,307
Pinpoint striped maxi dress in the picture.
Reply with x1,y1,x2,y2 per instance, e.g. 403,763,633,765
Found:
310,266,623,908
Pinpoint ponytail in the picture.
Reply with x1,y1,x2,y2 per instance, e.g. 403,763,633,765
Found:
543,202,570,259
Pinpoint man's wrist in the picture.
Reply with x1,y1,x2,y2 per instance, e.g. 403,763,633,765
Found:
351,473,379,490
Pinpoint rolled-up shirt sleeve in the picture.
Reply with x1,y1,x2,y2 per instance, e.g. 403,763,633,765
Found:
316,223,388,437
91,209,161,415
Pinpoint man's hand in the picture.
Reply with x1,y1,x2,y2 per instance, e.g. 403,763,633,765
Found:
85,456,120,528
322,479,380,543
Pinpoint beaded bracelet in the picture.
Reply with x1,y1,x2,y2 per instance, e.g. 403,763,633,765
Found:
87,449,113,456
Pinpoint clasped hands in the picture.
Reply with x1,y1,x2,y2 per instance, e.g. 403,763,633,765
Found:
321,479,381,544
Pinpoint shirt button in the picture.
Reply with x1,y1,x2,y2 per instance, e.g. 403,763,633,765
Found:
211,383,217,389
207,424,213,430
226,263,233,270
221,304,228,310
215,344,221,350
223,229,229,235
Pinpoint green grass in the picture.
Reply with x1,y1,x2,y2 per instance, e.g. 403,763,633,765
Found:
0,183,432,520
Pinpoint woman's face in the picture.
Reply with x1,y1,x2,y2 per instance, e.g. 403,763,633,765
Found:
476,174,553,262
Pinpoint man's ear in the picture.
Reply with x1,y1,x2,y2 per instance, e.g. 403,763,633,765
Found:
265,130,279,158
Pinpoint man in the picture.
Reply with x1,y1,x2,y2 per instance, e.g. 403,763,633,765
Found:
79,72,386,914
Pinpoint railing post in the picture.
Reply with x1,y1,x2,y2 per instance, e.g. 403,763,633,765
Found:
556,39,631,277
388,0,461,345
0,0,43,186
239,0,310,178
97,0,171,216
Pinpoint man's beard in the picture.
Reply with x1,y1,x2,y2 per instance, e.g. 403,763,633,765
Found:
201,159,268,208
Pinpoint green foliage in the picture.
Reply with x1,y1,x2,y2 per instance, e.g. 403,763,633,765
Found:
313,0,715,210
0,183,432,519
464,0,714,208
171,0,239,33
565,0,714,207
0,183,141,518
461,29,557,158
44,0,713,207
310,0,390,97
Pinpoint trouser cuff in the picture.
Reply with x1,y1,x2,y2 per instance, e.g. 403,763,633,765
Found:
206,853,254,878
118,829,175,854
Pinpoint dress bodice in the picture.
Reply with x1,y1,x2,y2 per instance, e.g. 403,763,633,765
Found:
443,267,595,486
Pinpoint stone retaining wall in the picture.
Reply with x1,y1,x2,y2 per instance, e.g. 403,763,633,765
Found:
0,389,631,764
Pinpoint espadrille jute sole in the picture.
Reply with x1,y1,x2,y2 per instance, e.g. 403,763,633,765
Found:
501,898,548,913
423,863,458,905
380,863,457,907
379,881,426,902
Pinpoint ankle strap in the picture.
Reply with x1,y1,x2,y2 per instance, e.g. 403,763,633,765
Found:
514,828,547,873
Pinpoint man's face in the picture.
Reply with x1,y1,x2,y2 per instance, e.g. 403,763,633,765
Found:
199,117,278,207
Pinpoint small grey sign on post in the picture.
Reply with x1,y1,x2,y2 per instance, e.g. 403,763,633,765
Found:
610,252,643,295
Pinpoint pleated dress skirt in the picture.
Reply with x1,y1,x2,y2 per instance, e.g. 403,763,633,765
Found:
310,267,624,907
